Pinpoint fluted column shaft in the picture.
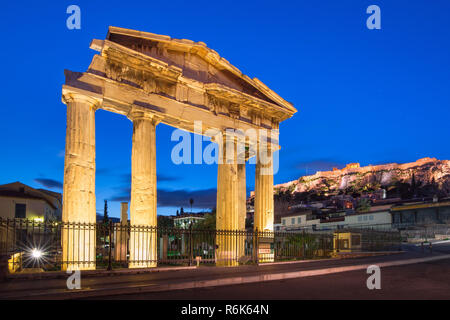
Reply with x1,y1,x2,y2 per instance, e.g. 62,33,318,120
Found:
62,93,98,271
129,112,157,268
254,150,274,232
237,163,246,258
216,135,239,266
115,202,128,262
254,145,274,262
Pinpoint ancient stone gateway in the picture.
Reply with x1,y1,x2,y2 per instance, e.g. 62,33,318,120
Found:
61,27,296,270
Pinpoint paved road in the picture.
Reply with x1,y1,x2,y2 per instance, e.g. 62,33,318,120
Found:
102,258,450,300
0,251,417,298
2,245,449,299
404,241,450,254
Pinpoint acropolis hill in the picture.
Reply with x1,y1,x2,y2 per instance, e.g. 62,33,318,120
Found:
274,157,450,195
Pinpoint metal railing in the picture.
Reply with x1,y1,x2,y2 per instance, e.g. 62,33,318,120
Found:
0,218,401,272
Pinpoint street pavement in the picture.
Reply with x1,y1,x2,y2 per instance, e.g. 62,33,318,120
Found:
1,245,449,299
103,258,450,300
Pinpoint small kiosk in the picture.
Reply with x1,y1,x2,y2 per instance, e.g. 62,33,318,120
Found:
333,231,362,253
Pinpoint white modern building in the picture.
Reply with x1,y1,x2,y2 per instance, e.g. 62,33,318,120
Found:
173,213,205,229
280,205,393,231
281,212,320,230
0,182,62,221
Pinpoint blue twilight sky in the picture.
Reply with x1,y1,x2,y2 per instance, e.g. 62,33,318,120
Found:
0,1,449,218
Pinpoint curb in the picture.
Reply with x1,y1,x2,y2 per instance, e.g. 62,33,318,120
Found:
258,251,404,266
6,265,197,281
4,254,450,299
258,258,335,266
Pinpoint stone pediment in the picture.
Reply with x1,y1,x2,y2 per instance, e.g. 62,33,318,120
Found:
64,26,296,147
89,27,296,120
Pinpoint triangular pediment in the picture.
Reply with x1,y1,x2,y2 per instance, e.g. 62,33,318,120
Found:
101,27,295,114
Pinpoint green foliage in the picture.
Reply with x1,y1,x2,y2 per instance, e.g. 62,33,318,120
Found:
245,216,253,229
356,198,371,212
158,215,174,228
288,184,296,193
103,200,109,223
286,233,320,257
193,213,216,230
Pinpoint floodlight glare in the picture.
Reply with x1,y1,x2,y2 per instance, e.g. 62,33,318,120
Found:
31,249,43,259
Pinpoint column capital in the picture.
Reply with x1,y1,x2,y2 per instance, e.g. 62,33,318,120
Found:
127,109,161,125
211,129,249,146
62,91,101,110
257,141,280,154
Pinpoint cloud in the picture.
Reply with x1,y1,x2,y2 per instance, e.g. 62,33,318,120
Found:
109,187,217,209
97,168,179,185
158,188,216,208
118,173,179,185
96,167,115,175
109,187,131,202
295,159,343,173
157,174,179,182
34,178,63,189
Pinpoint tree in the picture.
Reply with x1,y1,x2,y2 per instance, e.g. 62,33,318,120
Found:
103,200,110,247
158,215,174,228
176,209,179,216
390,181,413,199
356,198,371,213
189,198,194,213
245,216,253,229
103,199,109,223
180,207,185,215
411,174,417,197
193,212,216,230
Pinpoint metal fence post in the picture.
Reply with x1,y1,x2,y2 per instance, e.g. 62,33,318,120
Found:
302,229,306,258
254,228,259,264
188,224,193,266
107,221,113,271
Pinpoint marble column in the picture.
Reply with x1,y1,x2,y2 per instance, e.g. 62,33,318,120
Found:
216,134,239,266
115,202,128,262
61,93,98,271
254,144,274,262
129,111,158,268
120,202,129,223
237,163,246,259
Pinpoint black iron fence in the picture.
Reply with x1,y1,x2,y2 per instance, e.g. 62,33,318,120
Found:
0,218,401,272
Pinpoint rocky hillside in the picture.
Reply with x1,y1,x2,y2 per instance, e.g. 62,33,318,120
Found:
275,158,450,196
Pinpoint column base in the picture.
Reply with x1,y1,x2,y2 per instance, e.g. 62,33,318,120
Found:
215,249,240,267
215,260,239,267
257,254,274,264
128,262,157,269
62,262,96,271
129,229,157,269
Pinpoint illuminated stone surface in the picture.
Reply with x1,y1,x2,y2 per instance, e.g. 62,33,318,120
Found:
216,136,239,266
61,93,98,270
61,27,296,269
237,163,246,259
129,112,158,268
274,157,450,194
114,202,128,261
254,146,275,262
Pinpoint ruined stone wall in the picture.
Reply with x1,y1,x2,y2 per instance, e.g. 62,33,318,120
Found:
274,158,450,194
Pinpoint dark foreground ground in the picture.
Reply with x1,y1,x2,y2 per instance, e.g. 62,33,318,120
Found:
2,243,449,300
101,258,450,300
